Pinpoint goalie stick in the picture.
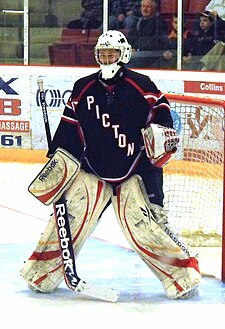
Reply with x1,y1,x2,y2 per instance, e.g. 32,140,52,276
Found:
37,77,119,302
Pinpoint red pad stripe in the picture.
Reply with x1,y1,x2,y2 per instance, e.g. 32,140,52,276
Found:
29,250,60,261
116,186,199,271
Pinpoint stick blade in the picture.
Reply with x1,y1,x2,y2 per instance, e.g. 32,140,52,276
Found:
74,280,120,302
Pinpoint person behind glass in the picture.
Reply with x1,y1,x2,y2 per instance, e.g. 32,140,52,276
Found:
127,0,168,68
67,0,103,29
183,10,225,70
108,0,141,31
205,0,225,31
153,14,192,69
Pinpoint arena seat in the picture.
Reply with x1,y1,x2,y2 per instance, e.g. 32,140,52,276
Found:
159,0,189,14
49,28,130,66
49,28,100,65
60,28,90,43
78,42,97,66
187,0,211,14
48,43,79,65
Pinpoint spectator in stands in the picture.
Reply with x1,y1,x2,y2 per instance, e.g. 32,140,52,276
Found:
183,10,225,70
127,0,168,68
200,40,225,71
200,2,225,71
153,14,192,69
67,0,103,29
205,0,225,29
108,0,141,31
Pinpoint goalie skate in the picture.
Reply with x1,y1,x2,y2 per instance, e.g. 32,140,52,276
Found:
179,286,199,299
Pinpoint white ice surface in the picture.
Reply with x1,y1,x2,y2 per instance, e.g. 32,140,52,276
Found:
0,162,224,329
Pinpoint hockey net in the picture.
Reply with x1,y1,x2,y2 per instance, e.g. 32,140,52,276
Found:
163,94,224,252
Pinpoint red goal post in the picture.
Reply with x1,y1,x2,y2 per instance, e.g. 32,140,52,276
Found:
164,93,225,282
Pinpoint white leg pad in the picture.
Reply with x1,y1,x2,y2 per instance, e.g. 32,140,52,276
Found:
112,175,201,299
20,170,112,292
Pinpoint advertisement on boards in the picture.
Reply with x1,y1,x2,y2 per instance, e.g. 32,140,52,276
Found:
0,75,31,149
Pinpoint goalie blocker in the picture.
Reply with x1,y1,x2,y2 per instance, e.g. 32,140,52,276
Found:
141,123,179,167
28,147,80,205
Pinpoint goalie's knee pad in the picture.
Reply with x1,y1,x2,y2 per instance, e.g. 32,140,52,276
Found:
20,170,112,293
112,175,201,299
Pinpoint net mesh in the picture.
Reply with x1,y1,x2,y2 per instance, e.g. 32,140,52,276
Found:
163,95,224,246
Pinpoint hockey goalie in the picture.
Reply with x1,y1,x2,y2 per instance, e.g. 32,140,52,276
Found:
20,30,201,299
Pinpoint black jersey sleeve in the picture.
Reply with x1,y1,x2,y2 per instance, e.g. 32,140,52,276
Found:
47,100,84,159
47,73,99,159
152,93,174,128
126,70,174,129
143,77,173,128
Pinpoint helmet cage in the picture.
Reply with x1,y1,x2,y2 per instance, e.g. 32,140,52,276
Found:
94,30,132,79
94,30,132,65
95,47,123,66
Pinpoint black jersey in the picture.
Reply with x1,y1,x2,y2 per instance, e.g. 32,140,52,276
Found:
48,68,173,182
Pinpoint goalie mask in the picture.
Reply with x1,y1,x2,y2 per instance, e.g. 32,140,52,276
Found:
95,30,132,80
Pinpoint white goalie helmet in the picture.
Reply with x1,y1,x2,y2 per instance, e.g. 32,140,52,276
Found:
95,30,132,80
